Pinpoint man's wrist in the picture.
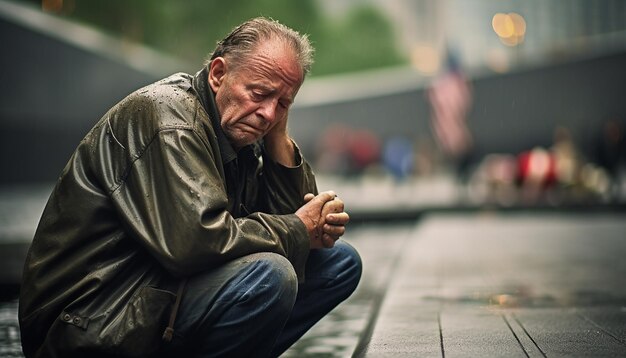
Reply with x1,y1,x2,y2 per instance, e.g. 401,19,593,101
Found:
265,134,297,167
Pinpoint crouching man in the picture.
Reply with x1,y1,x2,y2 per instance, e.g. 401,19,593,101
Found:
19,17,361,357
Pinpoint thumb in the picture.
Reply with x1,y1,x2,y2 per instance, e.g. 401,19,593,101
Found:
309,191,336,207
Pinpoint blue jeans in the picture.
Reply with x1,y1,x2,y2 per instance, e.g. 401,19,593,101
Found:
163,241,362,357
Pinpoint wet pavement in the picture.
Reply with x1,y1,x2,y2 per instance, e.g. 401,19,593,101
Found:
364,212,626,357
0,300,21,357
284,224,412,357
2,180,626,356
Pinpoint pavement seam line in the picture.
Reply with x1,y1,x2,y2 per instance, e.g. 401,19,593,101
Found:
351,225,415,358
512,313,547,357
438,310,445,358
502,313,530,358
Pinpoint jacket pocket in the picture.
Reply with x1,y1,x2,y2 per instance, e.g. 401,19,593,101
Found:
100,286,176,356
48,286,176,357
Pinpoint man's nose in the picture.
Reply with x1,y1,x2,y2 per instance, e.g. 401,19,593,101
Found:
257,100,278,123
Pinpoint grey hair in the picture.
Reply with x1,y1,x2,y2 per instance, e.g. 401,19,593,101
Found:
206,17,314,76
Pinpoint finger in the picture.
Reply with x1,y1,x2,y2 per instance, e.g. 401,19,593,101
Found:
325,212,350,225
311,190,337,206
303,193,315,203
322,198,344,213
323,223,346,238
321,234,336,248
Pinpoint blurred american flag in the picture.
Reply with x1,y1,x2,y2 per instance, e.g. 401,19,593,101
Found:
427,52,472,158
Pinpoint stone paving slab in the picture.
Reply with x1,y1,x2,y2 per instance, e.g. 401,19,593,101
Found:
577,306,626,344
284,223,414,357
363,212,626,357
441,307,528,357
513,307,626,357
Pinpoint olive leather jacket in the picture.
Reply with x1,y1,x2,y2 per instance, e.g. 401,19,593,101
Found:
19,67,317,357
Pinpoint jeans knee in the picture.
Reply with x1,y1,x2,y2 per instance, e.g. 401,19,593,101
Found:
335,241,363,293
242,253,298,309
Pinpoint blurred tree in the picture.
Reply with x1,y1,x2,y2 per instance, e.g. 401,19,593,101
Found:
20,0,406,76
65,0,322,67
314,6,406,75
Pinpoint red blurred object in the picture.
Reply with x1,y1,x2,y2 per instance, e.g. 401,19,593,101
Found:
348,129,381,170
517,148,557,186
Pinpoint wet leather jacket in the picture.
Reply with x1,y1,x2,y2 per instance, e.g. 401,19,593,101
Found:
18,67,317,357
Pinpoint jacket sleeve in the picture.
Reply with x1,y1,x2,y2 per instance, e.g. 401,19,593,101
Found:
109,127,310,279
260,141,319,215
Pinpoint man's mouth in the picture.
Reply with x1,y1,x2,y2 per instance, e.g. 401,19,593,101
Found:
247,120,269,133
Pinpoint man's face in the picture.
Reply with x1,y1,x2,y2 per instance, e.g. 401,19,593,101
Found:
209,40,303,149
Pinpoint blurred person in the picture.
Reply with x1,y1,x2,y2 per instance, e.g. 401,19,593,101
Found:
517,146,556,203
383,136,414,180
346,128,381,176
596,119,625,175
316,125,381,177
414,137,438,177
596,119,626,199
515,127,582,204
469,154,518,206
315,123,353,175
551,126,579,187
18,18,361,358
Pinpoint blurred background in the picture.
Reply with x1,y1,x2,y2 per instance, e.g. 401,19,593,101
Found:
0,0,626,356
1,0,625,211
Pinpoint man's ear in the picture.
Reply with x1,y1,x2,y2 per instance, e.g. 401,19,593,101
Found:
208,57,227,92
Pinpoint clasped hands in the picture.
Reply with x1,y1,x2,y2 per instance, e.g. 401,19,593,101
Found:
295,191,349,249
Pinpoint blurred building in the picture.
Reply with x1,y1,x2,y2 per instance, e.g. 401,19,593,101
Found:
0,0,625,286
318,0,626,75
1,0,625,185
0,0,185,184
298,0,626,177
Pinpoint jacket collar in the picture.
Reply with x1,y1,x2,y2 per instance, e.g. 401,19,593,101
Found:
192,66,238,165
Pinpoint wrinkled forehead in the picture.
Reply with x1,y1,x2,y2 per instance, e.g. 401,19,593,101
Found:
232,39,303,85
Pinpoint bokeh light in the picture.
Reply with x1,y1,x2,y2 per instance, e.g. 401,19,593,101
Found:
492,12,526,46
411,44,440,75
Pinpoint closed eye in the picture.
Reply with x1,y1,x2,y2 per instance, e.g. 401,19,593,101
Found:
250,91,266,101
